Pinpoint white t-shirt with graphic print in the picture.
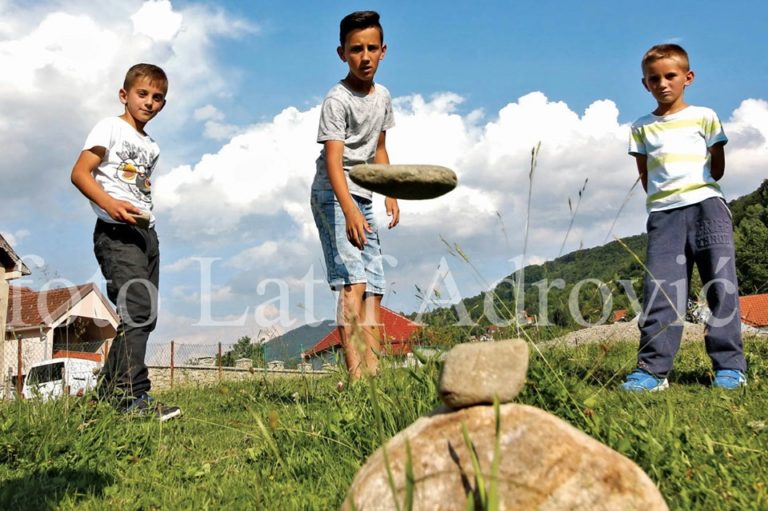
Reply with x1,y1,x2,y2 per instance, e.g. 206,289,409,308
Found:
82,117,160,226
628,105,728,213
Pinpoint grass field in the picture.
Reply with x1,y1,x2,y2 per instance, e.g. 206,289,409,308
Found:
1,335,766,510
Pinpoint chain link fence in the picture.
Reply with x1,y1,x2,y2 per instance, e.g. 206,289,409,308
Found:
1,333,50,399
145,341,324,391
1,337,328,399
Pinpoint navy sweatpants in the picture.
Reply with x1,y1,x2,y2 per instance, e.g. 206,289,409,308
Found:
638,197,746,377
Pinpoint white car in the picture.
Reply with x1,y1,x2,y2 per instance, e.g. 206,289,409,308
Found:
22,358,101,400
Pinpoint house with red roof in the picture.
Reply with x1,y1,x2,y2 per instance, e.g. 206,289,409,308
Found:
1,233,31,395
740,294,768,334
3,283,118,397
1,234,32,341
302,307,422,367
612,309,629,323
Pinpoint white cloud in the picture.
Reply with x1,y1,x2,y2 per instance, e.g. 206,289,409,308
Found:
131,0,182,42
0,0,257,219
723,98,768,198
152,92,768,319
150,309,285,346
154,104,321,236
194,104,224,121
164,256,204,273
0,229,31,247
3,1,767,337
171,283,235,304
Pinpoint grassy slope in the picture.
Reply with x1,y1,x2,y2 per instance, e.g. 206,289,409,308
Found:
1,337,766,510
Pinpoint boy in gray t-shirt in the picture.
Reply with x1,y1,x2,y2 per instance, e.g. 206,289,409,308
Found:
310,11,399,381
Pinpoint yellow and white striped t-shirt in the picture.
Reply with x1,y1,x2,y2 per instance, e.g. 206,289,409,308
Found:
629,105,727,213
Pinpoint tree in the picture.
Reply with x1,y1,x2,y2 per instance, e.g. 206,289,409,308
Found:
220,336,265,368
734,204,768,295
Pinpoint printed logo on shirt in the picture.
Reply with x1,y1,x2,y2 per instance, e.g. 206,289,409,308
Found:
115,140,158,204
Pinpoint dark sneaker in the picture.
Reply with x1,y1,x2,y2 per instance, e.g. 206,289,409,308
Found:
123,393,182,422
712,369,747,389
621,369,669,392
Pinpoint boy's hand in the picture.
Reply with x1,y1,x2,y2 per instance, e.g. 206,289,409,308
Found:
104,197,142,224
343,205,372,250
709,143,725,181
385,197,399,229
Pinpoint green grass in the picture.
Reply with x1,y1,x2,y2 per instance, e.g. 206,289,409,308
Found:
1,337,766,510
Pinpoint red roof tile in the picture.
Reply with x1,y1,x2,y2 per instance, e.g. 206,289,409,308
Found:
6,284,99,330
304,306,421,357
740,294,768,328
52,350,104,363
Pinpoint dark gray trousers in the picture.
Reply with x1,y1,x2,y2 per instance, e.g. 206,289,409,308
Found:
638,197,746,377
94,220,159,399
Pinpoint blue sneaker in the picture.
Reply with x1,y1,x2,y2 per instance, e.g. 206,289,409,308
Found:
621,369,669,392
712,369,747,389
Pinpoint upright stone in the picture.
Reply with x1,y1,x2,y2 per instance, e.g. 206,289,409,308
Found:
439,339,529,409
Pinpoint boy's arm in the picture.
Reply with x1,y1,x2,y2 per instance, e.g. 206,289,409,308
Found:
324,140,371,250
375,131,399,229
633,154,648,193
71,147,141,224
709,142,725,181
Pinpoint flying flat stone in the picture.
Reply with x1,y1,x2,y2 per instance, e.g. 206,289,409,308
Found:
349,164,457,200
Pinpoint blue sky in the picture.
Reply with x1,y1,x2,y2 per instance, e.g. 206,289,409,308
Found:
173,0,768,127
1,0,767,344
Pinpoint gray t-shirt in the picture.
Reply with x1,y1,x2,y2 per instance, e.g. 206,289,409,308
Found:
312,81,395,199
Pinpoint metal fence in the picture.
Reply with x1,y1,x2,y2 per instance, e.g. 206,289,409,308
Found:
145,341,322,390
1,338,326,399
146,341,237,368
1,333,49,399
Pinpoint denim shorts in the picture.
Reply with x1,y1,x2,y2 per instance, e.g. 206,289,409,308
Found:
310,189,386,294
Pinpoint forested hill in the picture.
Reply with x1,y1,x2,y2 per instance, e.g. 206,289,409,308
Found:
417,179,768,328
731,179,768,295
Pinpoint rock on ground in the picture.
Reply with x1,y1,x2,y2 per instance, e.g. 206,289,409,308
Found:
439,339,528,409
545,320,706,348
344,404,668,511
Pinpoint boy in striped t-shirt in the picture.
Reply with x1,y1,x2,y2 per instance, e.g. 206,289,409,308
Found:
622,44,747,391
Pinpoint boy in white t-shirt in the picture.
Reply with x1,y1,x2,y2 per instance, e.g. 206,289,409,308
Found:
71,64,180,421
623,44,746,391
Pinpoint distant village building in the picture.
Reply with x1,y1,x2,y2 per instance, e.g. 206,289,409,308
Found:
188,356,217,367
612,309,629,323
302,307,422,369
517,309,535,326
0,235,31,397
3,284,118,397
234,358,253,369
740,294,768,335
1,234,120,397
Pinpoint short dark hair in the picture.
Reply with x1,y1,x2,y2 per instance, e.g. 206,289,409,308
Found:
641,44,690,74
339,11,383,47
123,63,168,92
